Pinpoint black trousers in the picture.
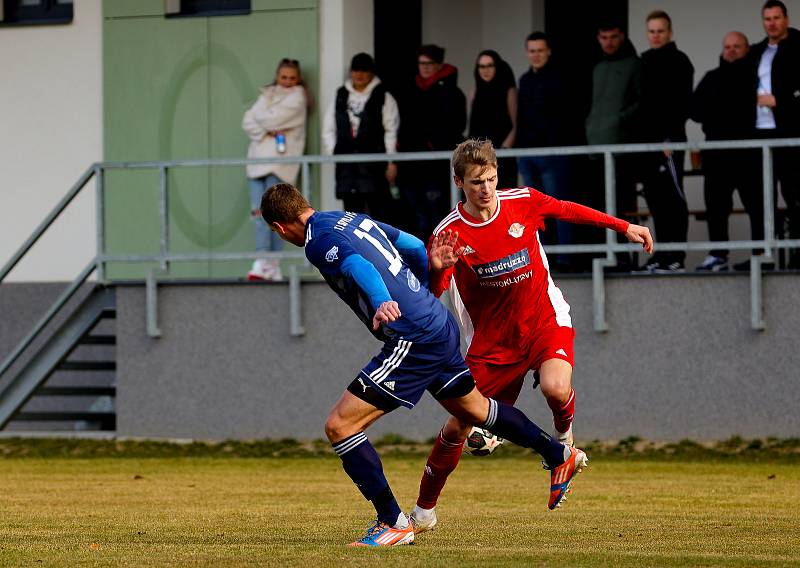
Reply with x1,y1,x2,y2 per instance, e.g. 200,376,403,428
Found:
702,149,762,258
639,151,689,264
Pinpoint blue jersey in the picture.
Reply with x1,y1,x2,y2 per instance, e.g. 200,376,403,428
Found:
304,211,450,342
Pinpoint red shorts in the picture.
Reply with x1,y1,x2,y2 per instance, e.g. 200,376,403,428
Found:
466,325,575,404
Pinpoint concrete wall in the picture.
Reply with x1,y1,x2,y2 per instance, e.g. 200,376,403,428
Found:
113,274,800,442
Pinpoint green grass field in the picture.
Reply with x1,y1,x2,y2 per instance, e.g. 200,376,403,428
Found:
1,441,798,567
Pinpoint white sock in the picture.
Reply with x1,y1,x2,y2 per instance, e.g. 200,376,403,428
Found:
393,511,409,529
411,504,435,520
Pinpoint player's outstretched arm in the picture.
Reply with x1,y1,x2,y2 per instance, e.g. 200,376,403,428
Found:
430,229,464,273
625,223,654,254
372,301,401,330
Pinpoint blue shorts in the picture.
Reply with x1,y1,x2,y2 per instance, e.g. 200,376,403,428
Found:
352,313,475,411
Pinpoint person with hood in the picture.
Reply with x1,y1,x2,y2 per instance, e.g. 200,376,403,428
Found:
585,21,642,269
749,0,800,269
468,49,518,190
637,10,694,273
242,58,309,281
323,52,399,221
692,32,760,272
397,44,466,239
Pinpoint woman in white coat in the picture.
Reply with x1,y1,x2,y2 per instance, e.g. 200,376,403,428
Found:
242,58,308,281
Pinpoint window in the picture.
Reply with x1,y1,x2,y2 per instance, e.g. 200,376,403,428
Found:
165,0,250,18
0,0,73,26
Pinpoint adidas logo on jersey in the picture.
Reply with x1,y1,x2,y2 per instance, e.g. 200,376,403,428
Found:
383,381,395,391
556,348,567,356
461,245,476,255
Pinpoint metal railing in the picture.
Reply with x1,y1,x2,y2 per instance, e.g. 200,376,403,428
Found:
1,137,799,366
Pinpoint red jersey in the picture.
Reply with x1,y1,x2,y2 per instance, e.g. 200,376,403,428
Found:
430,187,628,365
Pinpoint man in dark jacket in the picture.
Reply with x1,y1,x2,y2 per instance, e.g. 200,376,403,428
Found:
585,22,642,269
750,0,800,268
637,10,694,273
516,32,581,264
692,32,760,272
397,44,466,239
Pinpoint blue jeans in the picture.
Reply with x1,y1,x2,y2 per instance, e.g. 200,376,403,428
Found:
518,156,573,261
249,174,284,252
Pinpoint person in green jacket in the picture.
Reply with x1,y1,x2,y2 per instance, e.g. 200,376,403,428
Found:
585,20,642,269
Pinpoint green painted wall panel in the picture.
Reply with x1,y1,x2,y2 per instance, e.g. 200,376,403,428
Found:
103,1,319,280
103,0,164,19
206,9,318,277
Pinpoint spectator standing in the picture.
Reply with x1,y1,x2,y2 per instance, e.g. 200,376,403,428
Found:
322,53,399,221
467,50,518,189
585,21,643,269
749,0,800,269
397,44,466,239
516,32,580,267
692,32,761,272
637,11,694,273
242,58,308,281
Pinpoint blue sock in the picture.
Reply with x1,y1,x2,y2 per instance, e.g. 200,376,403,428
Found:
483,398,566,466
332,432,402,526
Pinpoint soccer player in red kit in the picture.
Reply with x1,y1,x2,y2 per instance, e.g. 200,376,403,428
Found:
409,139,653,532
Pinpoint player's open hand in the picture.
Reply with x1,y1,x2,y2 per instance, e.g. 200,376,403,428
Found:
625,223,654,254
372,300,401,330
430,229,464,272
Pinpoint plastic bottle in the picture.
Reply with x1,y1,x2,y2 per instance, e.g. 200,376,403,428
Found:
275,132,287,154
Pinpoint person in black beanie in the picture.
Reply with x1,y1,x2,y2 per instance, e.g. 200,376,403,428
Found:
322,52,399,221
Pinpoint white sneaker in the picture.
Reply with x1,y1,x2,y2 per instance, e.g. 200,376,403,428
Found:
408,505,437,535
247,258,282,281
696,255,728,272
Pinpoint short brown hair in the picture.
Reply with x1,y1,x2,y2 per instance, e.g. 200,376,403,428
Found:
260,183,311,225
452,138,498,179
646,10,672,29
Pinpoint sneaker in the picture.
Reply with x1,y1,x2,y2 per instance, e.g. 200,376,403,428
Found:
635,257,662,273
247,259,283,282
348,519,415,547
652,260,685,274
408,506,437,535
547,446,589,510
696,255,728,272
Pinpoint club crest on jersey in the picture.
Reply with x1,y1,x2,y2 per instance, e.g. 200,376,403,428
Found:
508,223,525,238
325,246,339,262
407,270,421,292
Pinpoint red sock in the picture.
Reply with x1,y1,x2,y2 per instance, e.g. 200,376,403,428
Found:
416,429,465,509
548,388,575,434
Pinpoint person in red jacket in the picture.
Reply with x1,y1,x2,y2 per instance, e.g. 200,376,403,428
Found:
408,139,653,533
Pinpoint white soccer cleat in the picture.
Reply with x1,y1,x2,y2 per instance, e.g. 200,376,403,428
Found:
408,506,437,535
557,424,574,447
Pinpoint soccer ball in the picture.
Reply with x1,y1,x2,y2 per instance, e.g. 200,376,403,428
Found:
465,427,504,456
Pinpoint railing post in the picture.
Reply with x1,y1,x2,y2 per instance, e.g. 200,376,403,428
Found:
289,265,305,337
603,151,617,262
450,163,459,209
592,258,616,332
750,256,766,331
301,161,311,205
762,144,775,262
159,166,169,272
146,267,163,338
95,165,105,282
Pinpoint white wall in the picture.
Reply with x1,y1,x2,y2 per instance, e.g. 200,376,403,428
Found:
318,0,373,212
0,0,102,282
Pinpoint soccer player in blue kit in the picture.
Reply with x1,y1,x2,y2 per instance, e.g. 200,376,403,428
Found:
260,183,588,547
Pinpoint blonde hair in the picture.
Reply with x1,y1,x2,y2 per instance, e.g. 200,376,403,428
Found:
452,138,498,179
